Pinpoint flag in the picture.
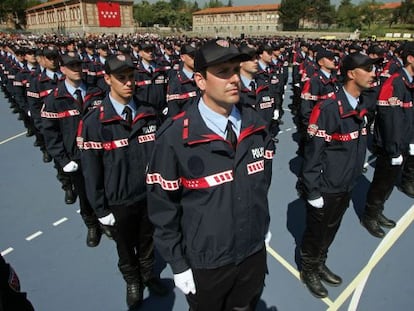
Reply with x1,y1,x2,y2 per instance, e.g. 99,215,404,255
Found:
97,1,121,27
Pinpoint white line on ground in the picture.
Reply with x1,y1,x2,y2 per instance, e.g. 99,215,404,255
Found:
1,247,14,256
25,231,43,241
53,217,68,226
0,131,26,145
326,204,414,311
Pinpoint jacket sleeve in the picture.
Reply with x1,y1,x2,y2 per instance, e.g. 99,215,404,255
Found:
79,116,109,218
376,76,407,157
41,95,71,167
302,102,328,200
146,129,189,274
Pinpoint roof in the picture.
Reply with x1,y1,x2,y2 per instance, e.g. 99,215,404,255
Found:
193,4,280,15
379,2,401,9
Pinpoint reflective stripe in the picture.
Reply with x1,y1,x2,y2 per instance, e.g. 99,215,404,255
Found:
137,133,155,143
136,80,151,86
166,91,197,102
146,173,181,191
41,109,80,119
264,150,274,159
377,98,413,108
181,170,234,189
13,81,23,86
27,91,39,98
39,89,53,98
247,160,264,175
82,138,129,150
259,101,273,109
315,128,367,142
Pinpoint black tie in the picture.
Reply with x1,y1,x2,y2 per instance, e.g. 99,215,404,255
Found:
249,81,256,92
53,73,58,84
123,106,133,127
74,89,84,110
226,120,237,149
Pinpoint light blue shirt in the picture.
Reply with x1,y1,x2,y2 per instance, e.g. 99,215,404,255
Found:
320,69,331,79
343,87,359,110
109,93,136,120
198,97,241,139
64,80,86,99
142,61,156,72
240,74,255,91
182,67,194,80
403,68,413,83
45,69,62,80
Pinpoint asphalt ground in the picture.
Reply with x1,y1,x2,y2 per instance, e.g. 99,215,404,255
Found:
1,86,413,311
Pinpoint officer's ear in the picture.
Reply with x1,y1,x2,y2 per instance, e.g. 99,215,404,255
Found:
104,73,112,87
194,72,206,91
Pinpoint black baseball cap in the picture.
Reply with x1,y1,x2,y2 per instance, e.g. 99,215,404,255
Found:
180,44,196,56
402,42,414,58
61,52,82,67
194,39,250,72
341,52,376,72
316,49,335,62
104,54,135,74
43,46,60,59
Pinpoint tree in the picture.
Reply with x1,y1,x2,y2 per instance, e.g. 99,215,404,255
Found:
0,0,42,28
306,0,336,29
227,0,233,7
336,0,360,29
133,1,155,27
279,0,307,30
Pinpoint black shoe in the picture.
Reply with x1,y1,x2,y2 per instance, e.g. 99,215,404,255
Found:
34,140,42,147
144,277,168,296
300,270,328,298
17,113,23,120
100,224,114,240
398,184,414,198
86,226,102,247
319,264,342,287
126,283,143,309
42,151,52,163
26,128,34,137
361,217,385,238
377,213,396,228
272,137,279,143
64,188,76,204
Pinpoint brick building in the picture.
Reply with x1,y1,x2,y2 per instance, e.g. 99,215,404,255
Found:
192,4,281,37
25,0,134,35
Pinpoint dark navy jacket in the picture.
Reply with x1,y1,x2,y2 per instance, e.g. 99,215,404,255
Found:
147,100,274,273
303,88,368,200
80,95,158,217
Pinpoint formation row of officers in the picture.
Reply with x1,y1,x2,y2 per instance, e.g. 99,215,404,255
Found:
1,36,414,310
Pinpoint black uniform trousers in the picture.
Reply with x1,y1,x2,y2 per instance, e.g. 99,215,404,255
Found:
301,192,350,270
401,155,414,188
365,152,402,218
68,163,99,227
186,247,267,311
111,199,155,283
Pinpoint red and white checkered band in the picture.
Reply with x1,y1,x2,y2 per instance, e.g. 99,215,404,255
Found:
247,160,264,175
146,173,181,191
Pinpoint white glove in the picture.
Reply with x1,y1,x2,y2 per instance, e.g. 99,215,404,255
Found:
409,144,414,156
99,213,116,226
162,107,168,116
272,109,280,120
265,231,272,246
174,268,196,295
62,161,78,172
308,197,324,208
391,155,403,166
27,110,31,117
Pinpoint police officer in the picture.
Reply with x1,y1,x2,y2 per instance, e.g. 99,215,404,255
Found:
166,44,198,117
361,43,414,238
300,53,375,298
80,54,167,309
147,39,274,311
41,52,104,247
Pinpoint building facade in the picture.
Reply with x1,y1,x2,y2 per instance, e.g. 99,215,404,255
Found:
26,0,135,35
192,4,281,37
